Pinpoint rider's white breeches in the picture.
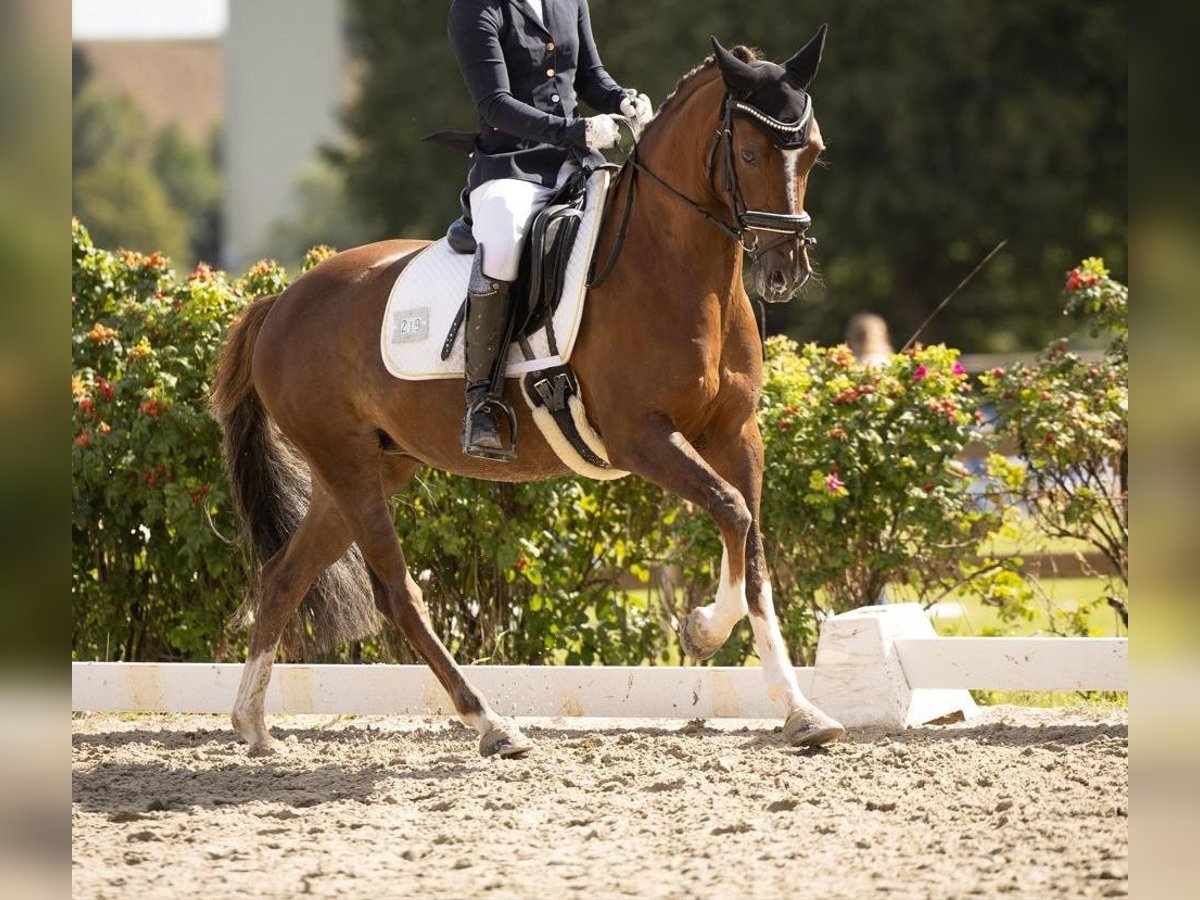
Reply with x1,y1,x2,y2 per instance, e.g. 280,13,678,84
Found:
469,163,577,282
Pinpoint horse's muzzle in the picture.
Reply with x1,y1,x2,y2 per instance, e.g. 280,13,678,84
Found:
755,237,813,304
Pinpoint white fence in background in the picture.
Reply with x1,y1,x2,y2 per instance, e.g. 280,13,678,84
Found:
71,604,1127,729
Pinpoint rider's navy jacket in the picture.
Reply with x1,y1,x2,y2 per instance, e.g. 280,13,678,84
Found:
448,0,629,190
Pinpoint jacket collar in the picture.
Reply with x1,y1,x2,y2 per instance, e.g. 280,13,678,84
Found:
507,0,555,40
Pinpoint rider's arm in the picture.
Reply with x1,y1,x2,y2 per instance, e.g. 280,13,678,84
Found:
449,1,589,148
573,0,629,115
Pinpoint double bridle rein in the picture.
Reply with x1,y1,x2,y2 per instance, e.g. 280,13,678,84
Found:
589,92,818,292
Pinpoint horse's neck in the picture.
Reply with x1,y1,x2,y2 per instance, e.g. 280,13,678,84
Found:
618,96,745,319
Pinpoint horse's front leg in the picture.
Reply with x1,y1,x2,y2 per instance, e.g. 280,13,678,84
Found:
609,414,842,745
700,419,845,747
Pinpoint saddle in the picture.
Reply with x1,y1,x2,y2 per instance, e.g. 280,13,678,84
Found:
439,168,590,362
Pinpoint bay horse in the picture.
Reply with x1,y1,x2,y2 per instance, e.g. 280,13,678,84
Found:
212,30,846,758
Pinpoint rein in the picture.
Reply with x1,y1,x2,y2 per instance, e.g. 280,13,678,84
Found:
589,96,817,291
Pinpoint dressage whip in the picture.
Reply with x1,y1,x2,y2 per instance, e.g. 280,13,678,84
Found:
899,239,1007,353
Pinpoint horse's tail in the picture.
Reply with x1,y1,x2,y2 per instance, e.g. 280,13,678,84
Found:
211,294,379,654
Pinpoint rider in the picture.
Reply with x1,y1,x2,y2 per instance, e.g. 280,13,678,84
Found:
448,0,653,458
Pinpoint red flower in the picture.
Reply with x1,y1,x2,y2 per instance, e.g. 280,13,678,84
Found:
139,399,166,418
74,431,90,448
923,481,934,493
777,419,790,431
515,555,529,573
79,397,95,416
952,361,966,377
912,364,928,381
97,377,114,401
825,472,845,494
991,367,1006,379
1065,268,1099,292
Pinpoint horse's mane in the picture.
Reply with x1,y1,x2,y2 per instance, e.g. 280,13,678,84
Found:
651,45,761,124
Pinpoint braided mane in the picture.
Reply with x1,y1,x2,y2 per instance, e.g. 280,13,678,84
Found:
652,45,761,122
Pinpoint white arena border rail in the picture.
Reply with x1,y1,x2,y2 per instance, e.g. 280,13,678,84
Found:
72,604,1128,729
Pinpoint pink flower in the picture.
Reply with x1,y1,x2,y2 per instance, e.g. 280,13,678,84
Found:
826,472,845,494
912,365,928,381
952,361,966,377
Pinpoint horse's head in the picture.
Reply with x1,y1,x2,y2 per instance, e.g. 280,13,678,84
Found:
710,28,827,303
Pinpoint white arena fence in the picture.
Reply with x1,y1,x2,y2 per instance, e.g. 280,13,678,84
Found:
72,604,1127,729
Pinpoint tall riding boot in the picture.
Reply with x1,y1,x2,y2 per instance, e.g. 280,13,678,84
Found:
462,248,514,458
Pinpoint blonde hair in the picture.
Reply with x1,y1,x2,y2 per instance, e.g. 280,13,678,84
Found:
845,313,893,363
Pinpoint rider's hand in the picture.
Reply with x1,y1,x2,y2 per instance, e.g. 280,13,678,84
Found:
584,114,621,150
620,91,654,134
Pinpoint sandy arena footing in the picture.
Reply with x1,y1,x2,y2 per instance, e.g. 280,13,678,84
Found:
72,705,1127,898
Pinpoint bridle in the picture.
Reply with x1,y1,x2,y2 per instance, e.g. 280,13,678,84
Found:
589,92,818,293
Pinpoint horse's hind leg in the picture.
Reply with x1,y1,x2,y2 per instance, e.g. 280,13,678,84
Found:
316,452,531,758
231,482,353,754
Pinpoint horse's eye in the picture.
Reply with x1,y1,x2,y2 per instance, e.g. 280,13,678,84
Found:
740,148,757,165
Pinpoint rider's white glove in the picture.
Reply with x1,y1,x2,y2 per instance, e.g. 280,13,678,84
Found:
620,91,654,135
584,114,621,150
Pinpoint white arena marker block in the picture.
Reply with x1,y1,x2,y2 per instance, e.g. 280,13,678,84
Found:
808,603,977,730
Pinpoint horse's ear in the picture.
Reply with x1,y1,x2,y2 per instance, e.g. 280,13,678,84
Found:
710,36,758,96
783,24,828,90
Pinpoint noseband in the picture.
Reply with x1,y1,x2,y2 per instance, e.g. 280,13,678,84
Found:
590,93,817,292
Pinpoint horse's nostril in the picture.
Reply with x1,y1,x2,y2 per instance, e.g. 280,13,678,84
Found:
770,271,787,289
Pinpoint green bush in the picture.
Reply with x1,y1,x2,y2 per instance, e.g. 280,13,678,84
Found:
761,339,1003,652
72,220,261,660
72,222,1019,665
980,258,1128,629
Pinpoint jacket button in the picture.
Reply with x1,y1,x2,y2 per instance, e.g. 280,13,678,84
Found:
551,94,560,103
546,42,555,51
546,68,555,77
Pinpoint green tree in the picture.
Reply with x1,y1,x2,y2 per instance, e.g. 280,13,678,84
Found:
153,124,222,263
71,85,147,176
73,158,191,264
72,81,222,266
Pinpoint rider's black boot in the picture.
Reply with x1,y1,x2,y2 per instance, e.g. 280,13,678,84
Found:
462,248,515,459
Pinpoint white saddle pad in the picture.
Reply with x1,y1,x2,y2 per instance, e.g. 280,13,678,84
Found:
380,170,611,380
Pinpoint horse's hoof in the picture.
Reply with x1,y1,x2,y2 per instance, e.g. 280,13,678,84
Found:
479,724,533,759
678,609,720,661
783,708,846,748
246,736,284,757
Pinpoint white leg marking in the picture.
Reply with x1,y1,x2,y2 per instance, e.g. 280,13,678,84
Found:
782,148,801,213
748,582,806,712
460,706,505,737
690,545,749,648
232,650,277,750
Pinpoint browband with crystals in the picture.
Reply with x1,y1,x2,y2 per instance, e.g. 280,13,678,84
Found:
730,99,813,147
